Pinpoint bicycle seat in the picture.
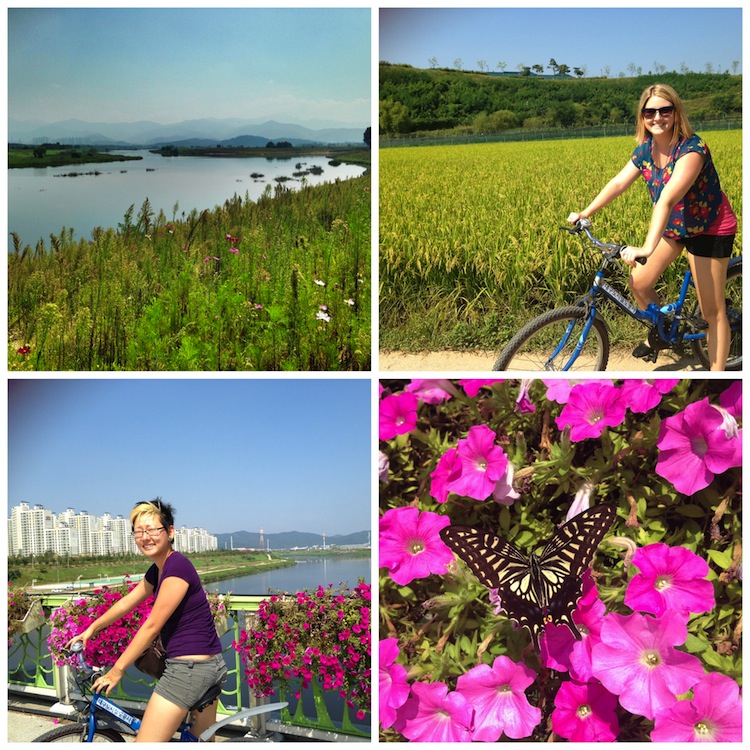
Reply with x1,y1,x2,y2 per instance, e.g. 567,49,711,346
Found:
190,683,223,712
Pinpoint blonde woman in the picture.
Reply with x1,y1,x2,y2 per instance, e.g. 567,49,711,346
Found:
67,499,227,742
569,83,737,370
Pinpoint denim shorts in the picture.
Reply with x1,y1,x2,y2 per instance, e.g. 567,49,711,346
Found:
153,654,227,710
681,234,735,258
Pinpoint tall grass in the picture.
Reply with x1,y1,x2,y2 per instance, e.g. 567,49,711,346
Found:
379,131,741,350
9,174,371,370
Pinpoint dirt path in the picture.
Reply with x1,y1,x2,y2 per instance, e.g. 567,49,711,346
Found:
379,348,704,373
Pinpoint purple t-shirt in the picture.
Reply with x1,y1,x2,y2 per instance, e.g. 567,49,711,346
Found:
144,551,222,658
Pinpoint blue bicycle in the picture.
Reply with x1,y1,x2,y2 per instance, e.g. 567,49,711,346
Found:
493,219,742,371
33,642,287,742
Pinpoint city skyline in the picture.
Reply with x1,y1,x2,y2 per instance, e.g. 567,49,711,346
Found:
8,379,371,536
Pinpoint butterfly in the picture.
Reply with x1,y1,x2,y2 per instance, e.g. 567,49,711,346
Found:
439,504,617,650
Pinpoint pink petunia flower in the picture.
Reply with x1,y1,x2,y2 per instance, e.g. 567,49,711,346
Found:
656,397,741,495
446,424,508,500
542,379,590,404
379,392,419,441
619,379,680,413
429,447,460,504
719,380,742,419
591,610,704,720
551,680,619,742
394,681,473,742
379,638,410,729
405,379,454,404
565,480,594,521
378,452,389,484
555,382,627,441
624,543,715,618
455,655,542,740
459,379,504,398
491,462,520,506
379,506,453,585
515,380,536,413
650,671,742,742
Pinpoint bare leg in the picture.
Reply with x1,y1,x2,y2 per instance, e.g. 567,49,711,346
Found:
190,698,220,742
688,254,730,371
628,236,683,309
136,692,188,742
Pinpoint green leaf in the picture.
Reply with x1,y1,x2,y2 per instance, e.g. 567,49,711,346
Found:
707,549,733,569
675,504,706,518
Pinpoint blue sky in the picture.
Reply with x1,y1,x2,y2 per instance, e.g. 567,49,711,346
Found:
379,7,742,78
8,378,371,536
8,7,370,126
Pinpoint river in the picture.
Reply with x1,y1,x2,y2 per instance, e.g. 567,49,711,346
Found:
8,149,367,248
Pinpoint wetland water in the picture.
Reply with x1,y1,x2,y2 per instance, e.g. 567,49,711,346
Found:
8,149,367,248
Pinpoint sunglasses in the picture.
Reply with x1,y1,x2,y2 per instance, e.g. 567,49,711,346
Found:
642,105,675,119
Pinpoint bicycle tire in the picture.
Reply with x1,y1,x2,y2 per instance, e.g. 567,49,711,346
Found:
689,262,742,371
32,722,126,742
494,306,609,372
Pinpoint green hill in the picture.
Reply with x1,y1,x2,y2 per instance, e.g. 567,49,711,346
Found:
379,64,741,135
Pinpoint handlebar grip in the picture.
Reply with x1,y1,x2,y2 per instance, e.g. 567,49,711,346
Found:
618,245,647,265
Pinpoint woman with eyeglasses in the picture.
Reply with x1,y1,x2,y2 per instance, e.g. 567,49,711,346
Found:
568,83,737,370
67,499,227,742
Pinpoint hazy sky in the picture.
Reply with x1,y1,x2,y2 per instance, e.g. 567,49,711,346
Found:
8,7,371,126
380,7,742,78
8,378,371,536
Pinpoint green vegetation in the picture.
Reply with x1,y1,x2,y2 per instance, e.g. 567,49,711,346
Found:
9,173,370,370
379,131,741,352
380,66,741,135
9,147,142,169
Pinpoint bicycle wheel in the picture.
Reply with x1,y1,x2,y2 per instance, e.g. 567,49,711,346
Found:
690,262,742,371
493,306,609,372
33,722,126,742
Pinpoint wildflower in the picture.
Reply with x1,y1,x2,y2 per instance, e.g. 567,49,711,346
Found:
656,397,741,494
591,610,704,720
624,543,715,618
405,379,454,404
455,655,542,740
379,638,410,729
229,247,239,254
316,310,331,323
314,279,326,286
379,506,453,585
619,379,680,412
447,424,508,501
16,346,31,355
650,671,742,742
555,382,627,441
395,681,473,742
551,680,619,742
345,298,355,306
379,391,418,441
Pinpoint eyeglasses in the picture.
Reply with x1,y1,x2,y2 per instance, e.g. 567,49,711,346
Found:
132,527,166,539
642,105,674,119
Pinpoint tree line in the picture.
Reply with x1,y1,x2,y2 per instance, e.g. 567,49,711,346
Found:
380,64,742,135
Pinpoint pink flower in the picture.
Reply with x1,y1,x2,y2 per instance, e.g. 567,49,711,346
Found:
379,392,418,441
379,638,410,729
491,462,520,505
551,680,619,741
455,655,542,740
542,379,589,404
650,671,742,742
515,380,536,413
565,480,594,521
395,681,473,742
446,424,508,500
429,447,460,504
405,379,454,404
229,247,239,254
555,382,627,441
656,397,741,494
458,379,503,398
591,611,704,720
719,380,741,419
624,543,715,618
379,507,453,585
619,379,679,412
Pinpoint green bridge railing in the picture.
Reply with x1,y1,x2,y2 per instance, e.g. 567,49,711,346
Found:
9,593,370,742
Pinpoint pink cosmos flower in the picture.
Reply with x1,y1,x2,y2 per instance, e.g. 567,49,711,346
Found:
429,447,460,504
379,392,418,441
656,397,741,494
650,671,742,742
405,379,454,404
379,507,453,585
229,247,239,254
379,638,410,729
459,379,504,398
455,655,541,740
591,610,704,720
555,382,627,441
624,543,715,618
551,680,619,742
446,424,508,500
394,681,473,741
619,379,679,412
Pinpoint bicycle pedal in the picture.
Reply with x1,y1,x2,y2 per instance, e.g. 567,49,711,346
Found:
684,315,708,331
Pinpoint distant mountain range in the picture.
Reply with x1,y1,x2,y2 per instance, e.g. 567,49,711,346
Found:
215,529,370,550
8,117,369,147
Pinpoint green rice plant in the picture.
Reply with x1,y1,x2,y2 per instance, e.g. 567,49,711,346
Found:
380,131,741,350
9,174,371,371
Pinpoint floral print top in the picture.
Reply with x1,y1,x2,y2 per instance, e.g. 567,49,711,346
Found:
630,134,731,240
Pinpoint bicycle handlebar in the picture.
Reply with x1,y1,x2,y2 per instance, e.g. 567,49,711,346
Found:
563,219,646,265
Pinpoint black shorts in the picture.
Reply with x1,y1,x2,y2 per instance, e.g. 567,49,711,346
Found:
680,234,735,258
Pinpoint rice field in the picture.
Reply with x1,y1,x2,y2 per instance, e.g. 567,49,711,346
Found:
379,131,741,350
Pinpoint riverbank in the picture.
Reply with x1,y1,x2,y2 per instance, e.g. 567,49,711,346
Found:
9,147,143,169
157,145,371,168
